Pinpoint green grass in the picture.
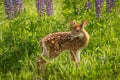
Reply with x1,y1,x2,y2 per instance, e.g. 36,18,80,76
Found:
0,0,120,80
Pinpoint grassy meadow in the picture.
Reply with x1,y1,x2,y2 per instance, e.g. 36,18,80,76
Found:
0,0,120,80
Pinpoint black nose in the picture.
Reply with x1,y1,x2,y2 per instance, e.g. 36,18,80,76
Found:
76,30,79,32
37,61,39,63
37,60,40,64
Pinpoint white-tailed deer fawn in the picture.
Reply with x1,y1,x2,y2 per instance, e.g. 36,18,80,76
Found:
37,20,90,67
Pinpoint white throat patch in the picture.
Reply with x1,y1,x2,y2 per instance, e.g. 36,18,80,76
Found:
79,33,84,38
71,33,84,39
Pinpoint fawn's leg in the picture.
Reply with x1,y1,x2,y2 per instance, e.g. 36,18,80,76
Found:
37,41,50,76
37,41,49,67
69,50,76,63
69,50,81,65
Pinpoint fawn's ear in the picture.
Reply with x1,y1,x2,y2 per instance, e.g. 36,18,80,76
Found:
69,20,76,26
81,20,88,29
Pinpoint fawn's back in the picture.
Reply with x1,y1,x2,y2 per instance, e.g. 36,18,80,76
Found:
40,30,89,53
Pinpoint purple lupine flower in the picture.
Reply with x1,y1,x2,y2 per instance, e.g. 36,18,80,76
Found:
46,0,54,16
85,0,92,10
106,0,116,12
36,0,45,16
110,0,116,8
100,0,104,7
95,0,101,18
106,0,111,12
13,0,23,15
111,0,116,7
4,0,15,19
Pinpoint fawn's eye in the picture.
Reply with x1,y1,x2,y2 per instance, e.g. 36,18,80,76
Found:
76,29,79,32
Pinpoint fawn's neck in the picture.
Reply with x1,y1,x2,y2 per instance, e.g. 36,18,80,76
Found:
81,29,89,46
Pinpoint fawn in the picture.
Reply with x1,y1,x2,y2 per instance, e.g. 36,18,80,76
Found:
37,20,90,68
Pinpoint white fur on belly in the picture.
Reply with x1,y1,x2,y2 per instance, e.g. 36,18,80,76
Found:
41,40,49,58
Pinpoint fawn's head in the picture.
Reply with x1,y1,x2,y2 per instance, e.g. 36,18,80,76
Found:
70,20,88,36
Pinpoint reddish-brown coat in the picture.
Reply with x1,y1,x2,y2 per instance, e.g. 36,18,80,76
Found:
37,20,89,67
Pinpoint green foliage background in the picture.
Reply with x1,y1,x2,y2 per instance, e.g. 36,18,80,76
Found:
0,0,120,80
